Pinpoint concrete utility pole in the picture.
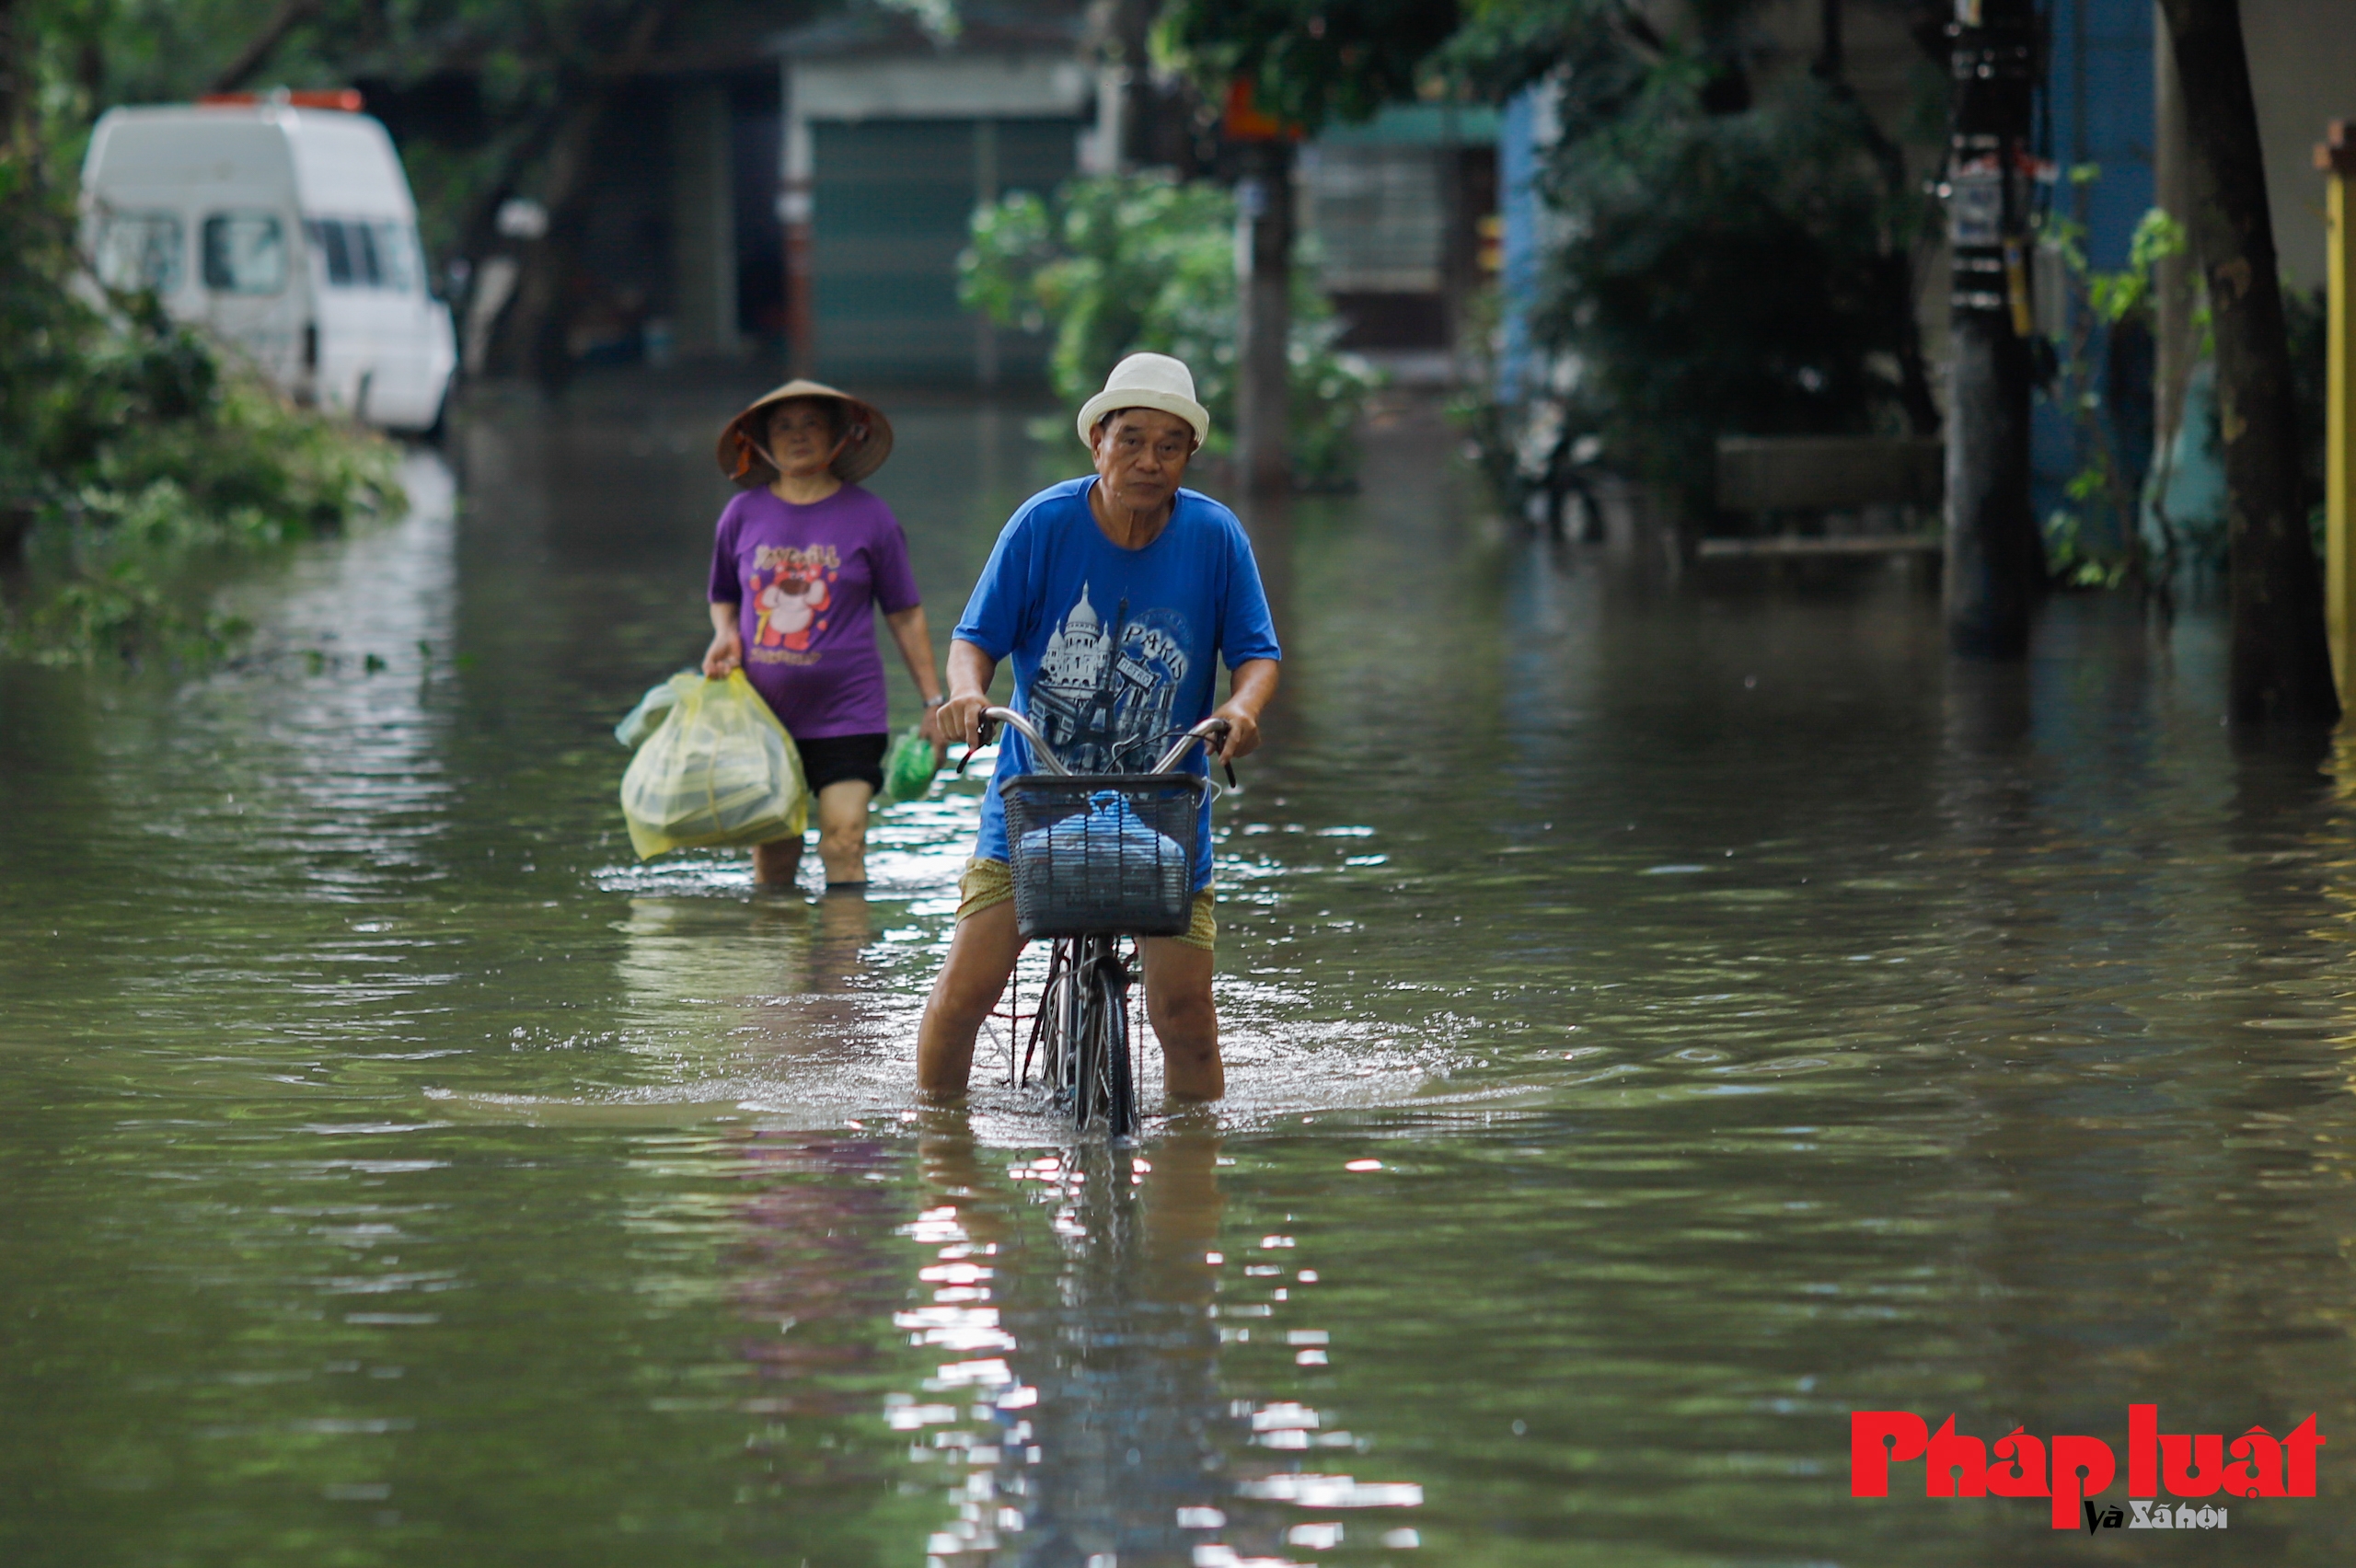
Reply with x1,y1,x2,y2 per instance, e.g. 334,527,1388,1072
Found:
1942,0,2043,658
1232,139,1293,496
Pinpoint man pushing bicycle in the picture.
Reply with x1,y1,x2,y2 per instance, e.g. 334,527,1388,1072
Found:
918,353,1282,1102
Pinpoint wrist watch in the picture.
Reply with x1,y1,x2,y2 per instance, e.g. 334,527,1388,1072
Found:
922,696,947,709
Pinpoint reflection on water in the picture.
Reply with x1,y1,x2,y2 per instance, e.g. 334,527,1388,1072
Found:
7,384,2356,1563
883,1123,1425,1568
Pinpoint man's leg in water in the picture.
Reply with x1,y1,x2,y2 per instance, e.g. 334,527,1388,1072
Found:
918,899,1022,1093
754,780,874,887
1141,937,1222,1101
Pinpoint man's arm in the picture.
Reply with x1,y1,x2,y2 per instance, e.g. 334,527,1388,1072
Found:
940,639,1000,751
1212,658,1279,763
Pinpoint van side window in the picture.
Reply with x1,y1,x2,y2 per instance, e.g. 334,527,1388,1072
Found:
305,218,419,293
352,221,387,286
96,212,183,295
202,213,288,294
371,222,419,294
306,218,353,286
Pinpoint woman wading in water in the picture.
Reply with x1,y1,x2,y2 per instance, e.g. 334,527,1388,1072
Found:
703,382,946,889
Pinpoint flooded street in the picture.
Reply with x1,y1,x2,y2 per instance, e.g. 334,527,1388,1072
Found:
6,383,2356,1565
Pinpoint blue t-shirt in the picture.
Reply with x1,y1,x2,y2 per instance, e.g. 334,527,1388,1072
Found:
954,478,1283,891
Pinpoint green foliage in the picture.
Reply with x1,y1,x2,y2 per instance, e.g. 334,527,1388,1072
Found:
63,0,707,275
959,174,1377,490
1549,76,1932,506
1444,0,1940,517
2036,197,2188,586
0,129,400,665
1162,0,1462,131
3,327,406,664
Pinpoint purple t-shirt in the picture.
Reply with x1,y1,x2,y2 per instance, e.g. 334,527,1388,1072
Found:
707,484,921,739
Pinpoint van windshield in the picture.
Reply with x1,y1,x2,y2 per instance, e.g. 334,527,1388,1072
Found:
96,212,183,295
203,213,288,295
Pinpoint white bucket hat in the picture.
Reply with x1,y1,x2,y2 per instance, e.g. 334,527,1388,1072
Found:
1076,352,1210,450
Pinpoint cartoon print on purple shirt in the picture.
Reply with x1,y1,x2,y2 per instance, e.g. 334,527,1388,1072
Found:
749,544,839,653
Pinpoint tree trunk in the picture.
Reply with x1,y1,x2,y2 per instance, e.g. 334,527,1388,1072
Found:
0,0,25,156
2155,0,2339,721
1232,140,1292,495
1942,0,2041,656
490,0,682,392
489,85,606,389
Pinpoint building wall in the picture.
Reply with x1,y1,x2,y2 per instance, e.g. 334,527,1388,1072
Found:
785,52,1093,387
667,82,740,357
571,80,672,364
808,116,1072,385
1300,104,1497,357
2242,1,2356,292
732,76,786,350
544,71,776,367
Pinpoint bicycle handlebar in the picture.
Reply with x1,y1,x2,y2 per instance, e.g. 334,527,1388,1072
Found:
954,709,1236,785
1151,718,1233,778
956,707,1068,778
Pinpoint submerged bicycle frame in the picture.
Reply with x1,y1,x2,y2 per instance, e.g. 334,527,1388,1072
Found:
964,706,1231,1137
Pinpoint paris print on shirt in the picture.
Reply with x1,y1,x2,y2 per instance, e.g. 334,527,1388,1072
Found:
1032,583,1189,772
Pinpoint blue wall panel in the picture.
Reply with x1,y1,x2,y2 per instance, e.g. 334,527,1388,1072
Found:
2033,0,2156,551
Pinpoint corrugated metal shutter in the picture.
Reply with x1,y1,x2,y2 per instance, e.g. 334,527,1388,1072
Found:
811,116,1074,385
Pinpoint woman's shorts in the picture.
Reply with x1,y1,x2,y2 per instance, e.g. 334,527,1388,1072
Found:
795,732,888,794
956,857,1216,952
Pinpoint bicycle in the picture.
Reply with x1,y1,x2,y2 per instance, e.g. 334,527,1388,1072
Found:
960,706,1233,1140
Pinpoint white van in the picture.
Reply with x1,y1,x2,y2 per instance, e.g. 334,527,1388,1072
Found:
80,101,457,433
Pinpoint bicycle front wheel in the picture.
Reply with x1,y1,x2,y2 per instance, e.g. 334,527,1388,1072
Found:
1101,966,1136,1140
1074,947,1137,1140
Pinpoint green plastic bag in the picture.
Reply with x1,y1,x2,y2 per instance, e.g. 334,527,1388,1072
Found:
618,671,808,859
879,724,940,807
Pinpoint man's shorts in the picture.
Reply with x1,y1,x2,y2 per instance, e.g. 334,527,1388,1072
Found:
957,857,1216,952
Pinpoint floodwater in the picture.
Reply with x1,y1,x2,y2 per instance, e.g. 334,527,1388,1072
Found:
6,381,2356,1566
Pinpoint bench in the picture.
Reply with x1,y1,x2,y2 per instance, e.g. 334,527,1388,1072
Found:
1704,436,1944,559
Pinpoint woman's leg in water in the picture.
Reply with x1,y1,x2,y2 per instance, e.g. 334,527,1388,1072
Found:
814,779,873,884
752,835,802,886
753,779,874,887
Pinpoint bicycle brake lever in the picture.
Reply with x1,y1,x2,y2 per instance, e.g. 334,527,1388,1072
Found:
956,718,996,777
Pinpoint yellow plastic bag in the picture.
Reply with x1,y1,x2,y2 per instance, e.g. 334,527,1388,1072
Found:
619,671,808,859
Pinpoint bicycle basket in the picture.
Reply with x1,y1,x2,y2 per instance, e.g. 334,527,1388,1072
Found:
1001,772,1206,938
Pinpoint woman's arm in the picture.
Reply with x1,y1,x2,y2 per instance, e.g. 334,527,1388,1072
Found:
884,605,946,748
703,602,743,677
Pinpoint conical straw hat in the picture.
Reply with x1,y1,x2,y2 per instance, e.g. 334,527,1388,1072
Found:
716,380,895,487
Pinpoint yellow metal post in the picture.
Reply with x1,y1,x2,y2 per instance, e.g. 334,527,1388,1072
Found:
2318,122,2356,701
